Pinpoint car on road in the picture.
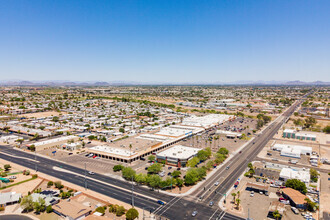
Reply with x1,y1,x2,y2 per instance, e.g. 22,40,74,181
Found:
239,151,242,153
291,207,299,214
168,166,172,170
87,141,91,144
272,158,279,161
215,181,219,186
157,200,165,205
250,192,254,197
88,171,94,175
68,153,73,155
209,201,214,206
226,166,230,170
192,211,198,217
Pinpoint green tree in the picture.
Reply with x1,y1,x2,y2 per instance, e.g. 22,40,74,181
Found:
147,163,162,174
323,126,330,134
148,155,155,162
147,175,162,189
135,173,147,185
217,148,229,155
171,170,181,178
126,208,139,220
305,198,317,211
119,127,125,133
122,167,136,180
33,197,46,213
187,157,200,168
285,179,307,194
273,210,281,220
175,178,184,187
304,117,317,128
20,195,34,212
310,168,319,182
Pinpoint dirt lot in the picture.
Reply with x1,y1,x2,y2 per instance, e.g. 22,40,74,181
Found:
20,111,66,119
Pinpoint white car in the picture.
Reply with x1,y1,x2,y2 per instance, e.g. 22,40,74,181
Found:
88,171,95,175
250,192,254,197
215,181,219,186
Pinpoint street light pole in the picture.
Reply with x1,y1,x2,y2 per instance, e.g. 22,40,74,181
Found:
35,150,37,172
131,175,134,207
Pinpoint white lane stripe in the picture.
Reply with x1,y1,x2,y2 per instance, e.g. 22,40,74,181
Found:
52,166,158,202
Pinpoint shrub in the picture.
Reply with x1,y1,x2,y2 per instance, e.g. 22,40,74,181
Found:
47,181,54,187
126,208,139,220
95,206,106,215
116,206,126,216
4,164,11,171
32,174,38,178
113,165,124,172
46,205,53,213
54,181,64,189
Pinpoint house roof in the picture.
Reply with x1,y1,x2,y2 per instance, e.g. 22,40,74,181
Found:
0,192,21,205
52,200,92,219
282,188,307,205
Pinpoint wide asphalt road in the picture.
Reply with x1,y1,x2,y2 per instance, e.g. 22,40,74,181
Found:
0,93,309,220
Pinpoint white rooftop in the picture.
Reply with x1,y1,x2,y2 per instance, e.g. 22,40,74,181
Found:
156,145,200,160
30,135,77,147
90,145,135,157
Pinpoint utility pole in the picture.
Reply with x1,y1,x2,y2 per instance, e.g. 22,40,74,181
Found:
84,162,87,190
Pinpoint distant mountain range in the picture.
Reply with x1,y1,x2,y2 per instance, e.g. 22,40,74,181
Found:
0,80,329,86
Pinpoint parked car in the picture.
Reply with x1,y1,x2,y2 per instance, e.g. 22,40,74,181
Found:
250,192,254,197
88,171,94,175
209,201,214,206
140,157,146,161
192,211,198,217
215,181,219,186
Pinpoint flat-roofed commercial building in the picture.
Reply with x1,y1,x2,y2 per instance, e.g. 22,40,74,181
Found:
271,143,312,158
282,129,316,141
156,145,200,167
26,135,78,151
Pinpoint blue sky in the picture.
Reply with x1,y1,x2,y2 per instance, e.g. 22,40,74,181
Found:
1,0,329,83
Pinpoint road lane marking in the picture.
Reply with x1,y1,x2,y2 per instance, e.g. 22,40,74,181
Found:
52,166,158,202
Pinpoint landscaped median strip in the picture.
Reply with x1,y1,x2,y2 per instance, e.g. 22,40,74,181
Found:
52,166,159,202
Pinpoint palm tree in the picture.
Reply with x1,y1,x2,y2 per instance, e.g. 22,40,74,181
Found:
231,193,236,204
236,198,240,209
237,190,240,198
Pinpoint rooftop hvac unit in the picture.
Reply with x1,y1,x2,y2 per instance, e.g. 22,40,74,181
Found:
173,153,176,156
